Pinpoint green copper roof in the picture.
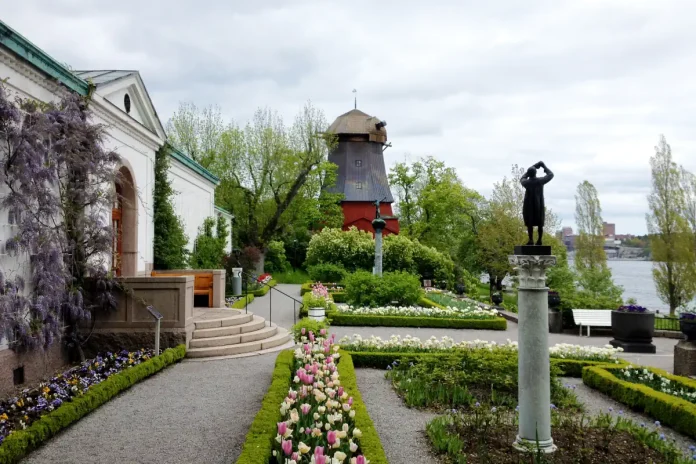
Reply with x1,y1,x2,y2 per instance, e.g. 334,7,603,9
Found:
215,205,234,217
0,20,90,95
168,145,220,185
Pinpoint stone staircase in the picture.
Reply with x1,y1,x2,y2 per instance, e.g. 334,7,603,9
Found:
187,309,293,358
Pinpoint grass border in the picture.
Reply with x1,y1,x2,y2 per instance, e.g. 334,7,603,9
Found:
235,350,388,464
0,345,186,464
252,279,278,297
230,294,255,309
327,312,507,330
346,350,622,377
582,365,696,439
235,350,294,464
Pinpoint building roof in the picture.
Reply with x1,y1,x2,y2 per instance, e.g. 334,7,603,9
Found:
73,70,138,86
327,108,387,140
168,145,220,185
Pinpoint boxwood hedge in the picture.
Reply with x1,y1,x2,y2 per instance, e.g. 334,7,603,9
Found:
582,365,696,439
0,345,186,464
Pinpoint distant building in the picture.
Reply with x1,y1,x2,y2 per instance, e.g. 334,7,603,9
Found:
603,222,616,237
562,227,573,237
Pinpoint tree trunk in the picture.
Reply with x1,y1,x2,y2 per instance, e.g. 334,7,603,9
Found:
256,251,266,275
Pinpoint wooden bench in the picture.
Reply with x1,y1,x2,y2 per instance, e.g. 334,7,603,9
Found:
151,271,214,307
571,309,612,336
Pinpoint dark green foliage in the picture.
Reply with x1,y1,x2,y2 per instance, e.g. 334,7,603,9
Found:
190,217,227,269
583,366,696,439
153,146,190,270
344,271,423,307
386,352,579,411
327,312,507,330
307,263,348,283
251,279,276,297
264,240,290,273
0,345,186,463
271,268,310,284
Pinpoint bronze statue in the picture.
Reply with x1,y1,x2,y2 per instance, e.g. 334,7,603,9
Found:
373,197,385,219
521,161,554,246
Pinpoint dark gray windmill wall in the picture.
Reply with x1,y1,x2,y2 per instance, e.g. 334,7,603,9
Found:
325,140,395,203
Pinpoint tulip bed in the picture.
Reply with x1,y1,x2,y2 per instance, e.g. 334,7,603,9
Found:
0,345,185,463
236,331,387,464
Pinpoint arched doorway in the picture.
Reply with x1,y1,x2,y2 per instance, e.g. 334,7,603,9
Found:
112,166,137,277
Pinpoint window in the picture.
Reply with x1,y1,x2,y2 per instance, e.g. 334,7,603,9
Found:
356,182,363,189
355,160,362,167
124,94,131,114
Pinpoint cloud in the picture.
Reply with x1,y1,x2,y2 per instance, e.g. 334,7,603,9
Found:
3,0,696,235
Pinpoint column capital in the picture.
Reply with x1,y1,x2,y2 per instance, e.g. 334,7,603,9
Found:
508,254,557,289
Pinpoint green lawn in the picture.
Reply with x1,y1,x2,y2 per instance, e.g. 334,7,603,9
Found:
271,268,310,284
475,283,518,312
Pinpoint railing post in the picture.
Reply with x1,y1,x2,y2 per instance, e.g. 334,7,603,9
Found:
245,278,248,314
293,300,296,324
269,287,272,326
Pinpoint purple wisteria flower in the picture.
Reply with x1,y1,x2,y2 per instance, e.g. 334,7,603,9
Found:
617,304,650,313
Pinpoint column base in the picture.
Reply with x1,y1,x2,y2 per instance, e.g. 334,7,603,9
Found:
610,339,656,354
513,436,557,454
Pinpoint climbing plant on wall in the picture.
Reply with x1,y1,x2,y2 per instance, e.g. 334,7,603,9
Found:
153,145,190,270
0,85,119,358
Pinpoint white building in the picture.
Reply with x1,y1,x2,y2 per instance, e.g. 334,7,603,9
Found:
0,20,231,377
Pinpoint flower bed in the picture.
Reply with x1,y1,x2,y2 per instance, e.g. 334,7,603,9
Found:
426,409,692,463
225,294,255,309
327,312,507,330
257,273,273,285
252,279,277,297
0,345,185,463
583,365,696,439
614,366,696,405
235,333,387,464
335,304,499,320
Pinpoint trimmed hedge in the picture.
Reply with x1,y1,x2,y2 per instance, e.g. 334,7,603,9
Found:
347,351,622,377
336,351,389,464
252,279,277,297
583,365,696,439
331,292,346,303
419,296,445,308
230,294,255,309
300,281,313,295
236,350,294,464
327,312,507,330
0,345,186,464
235,350,388,464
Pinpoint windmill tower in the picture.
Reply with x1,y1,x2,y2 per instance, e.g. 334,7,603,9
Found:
324,108,399,235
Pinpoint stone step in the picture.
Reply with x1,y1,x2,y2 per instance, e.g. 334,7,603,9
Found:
194,312,253,330
192,315,265,339
189,325,278,348
186,328,292,358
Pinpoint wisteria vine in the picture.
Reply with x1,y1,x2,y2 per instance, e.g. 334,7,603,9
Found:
0,84,119,354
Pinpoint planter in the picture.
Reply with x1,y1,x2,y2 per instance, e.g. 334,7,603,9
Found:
610,310,656,353
308,306,326,322
548,310,563,333
455,283,466,296
548,293,561,310
491,293,503,306
680,319,696,341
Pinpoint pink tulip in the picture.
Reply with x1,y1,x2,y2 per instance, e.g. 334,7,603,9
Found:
314,446,324,457
356,456,366,464
277,422,287,436
281,439,293,456
309,332,315,342
306,375,314,385
289,391,297,400
348,397,353,406
327,430,337,445
311,364,319,375
338,387,344,396
316,455,327,464
301,403,311,415
292,452,300,461
327,356,333,364
320,328,326,335
301,327,306,335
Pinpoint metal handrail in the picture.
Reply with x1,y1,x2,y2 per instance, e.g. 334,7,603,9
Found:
240,269,302,326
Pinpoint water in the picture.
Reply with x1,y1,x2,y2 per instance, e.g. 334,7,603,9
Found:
605,260,667,312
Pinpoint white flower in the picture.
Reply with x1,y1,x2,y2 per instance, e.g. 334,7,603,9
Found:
334,451,347,462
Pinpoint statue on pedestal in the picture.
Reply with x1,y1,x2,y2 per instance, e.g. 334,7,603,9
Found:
521,161,554,246
373,198,383,219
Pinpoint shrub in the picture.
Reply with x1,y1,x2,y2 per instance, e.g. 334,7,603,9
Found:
383,234,416,274
264,240,290,273
412,239,454,283
290,319,330,342
305,227,374,271
344,271,423,307
307,263,348,283
303,290,329,310
328,313,508,330
153,146,189,270
190,217,227,269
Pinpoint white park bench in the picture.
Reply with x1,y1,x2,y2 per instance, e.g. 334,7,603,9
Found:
571,309,612,337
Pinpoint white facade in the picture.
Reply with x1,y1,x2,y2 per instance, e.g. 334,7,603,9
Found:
0,23,222,348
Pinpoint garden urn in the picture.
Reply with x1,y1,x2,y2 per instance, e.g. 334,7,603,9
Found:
610,305,656,353
680,314,696,341
491,292,503,306
308,306,326,322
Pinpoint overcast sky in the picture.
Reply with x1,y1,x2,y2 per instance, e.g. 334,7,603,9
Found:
4,0,696,235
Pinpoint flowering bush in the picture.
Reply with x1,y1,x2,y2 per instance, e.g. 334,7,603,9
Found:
617,304,650,313
258,273,273,285
336,305,499,320
303,283,332,310
338,335,623,363
0,349,153,445
272,330,370,463
225,296,243,307
616,366,696,405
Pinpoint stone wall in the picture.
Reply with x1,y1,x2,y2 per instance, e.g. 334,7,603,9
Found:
0,343,68,397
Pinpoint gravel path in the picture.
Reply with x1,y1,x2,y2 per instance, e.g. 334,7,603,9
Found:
355,368,439,464
563,377,696,457
23,353,279,464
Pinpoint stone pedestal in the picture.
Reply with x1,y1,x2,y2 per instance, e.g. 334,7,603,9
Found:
509,253,557,454
674,340,696,377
